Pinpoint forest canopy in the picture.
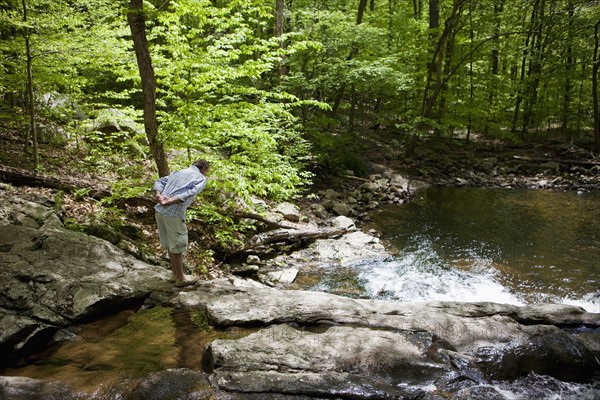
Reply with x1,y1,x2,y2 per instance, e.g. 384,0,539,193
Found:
1,0,600,196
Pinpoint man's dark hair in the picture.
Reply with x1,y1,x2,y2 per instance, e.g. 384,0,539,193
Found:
193,159,209,171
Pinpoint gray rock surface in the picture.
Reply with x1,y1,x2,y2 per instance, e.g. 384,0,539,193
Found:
180,278,600,395
0,194,171,363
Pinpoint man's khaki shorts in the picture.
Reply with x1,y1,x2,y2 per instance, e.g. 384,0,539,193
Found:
155,212,188,253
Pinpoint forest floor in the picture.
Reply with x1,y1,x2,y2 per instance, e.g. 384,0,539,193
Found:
2,124,600,278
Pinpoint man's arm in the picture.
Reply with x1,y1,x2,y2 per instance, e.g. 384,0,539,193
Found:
175,176,207,201
153,176,169,203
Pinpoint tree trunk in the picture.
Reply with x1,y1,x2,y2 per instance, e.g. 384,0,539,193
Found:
511,0,542,138
486,0,504,135
357,0,368,24
331,0,368,120
521,0,545,136
387,0,396,49
21,0,39,168
594,19,600,152
275,0,286,76
127,0,170,177
412,0,422,19
421,0,466,120
420,0,440,120
560,0,575,133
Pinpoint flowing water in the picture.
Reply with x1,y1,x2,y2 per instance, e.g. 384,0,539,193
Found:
312,187,600,313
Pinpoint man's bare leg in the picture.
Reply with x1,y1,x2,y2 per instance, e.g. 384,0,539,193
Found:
169,251,185,282
170,251,197,286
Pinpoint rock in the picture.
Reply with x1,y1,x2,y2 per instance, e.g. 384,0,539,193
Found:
344,230,379,247
265,268,299,285
275,202,301,222
320,189,339,200
229,263,259,276
129,368,212,400
360,181,380,192
0,376,81,400
250,196,267,210
83,222,120,244
0,195,171,364
331,215,356,230
311,203,329,219
246,255,261,265
178,279,600,397
331,201,353,216
205,324,444,398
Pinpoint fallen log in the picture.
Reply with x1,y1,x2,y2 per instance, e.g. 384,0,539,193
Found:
234,226,349,254
233,211,299,230
0,165,155,208
512,155,600,167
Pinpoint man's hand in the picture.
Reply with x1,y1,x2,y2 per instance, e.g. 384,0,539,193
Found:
156,191,167,203
159,196,181,205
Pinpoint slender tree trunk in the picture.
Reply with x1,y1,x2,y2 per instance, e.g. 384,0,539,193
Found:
521,0,545,136
127,0,169,177
421,0,440,119
331,0,368,119
593,19,600,152
22,0,38,168
486,0,504,135
511,0,539,136
357,0,368,24
275,0,286,77
387,0,396,49
412,0,422,19
421,0,466,120
437,24,458,124
561,0,575,133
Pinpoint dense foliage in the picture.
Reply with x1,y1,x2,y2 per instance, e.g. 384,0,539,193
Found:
1,0,599,248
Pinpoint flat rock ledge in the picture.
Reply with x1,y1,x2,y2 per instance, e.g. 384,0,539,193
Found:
180,278,600,399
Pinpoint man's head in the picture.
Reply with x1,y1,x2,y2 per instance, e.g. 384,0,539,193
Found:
193,159,210,174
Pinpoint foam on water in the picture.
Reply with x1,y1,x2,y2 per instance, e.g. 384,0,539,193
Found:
356,239,525,306
353,239,600,312
491,373,600,399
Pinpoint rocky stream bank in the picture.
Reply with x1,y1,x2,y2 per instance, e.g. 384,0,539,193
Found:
1,174,600,399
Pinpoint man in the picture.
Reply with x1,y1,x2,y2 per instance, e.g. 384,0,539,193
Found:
154,159,209,287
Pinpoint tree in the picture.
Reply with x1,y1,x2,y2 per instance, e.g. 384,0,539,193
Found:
127,0,169,177
276,0,286,76
21,0,39,167
594,18,600,151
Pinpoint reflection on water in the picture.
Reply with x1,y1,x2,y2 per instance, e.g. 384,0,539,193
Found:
310,188,600,312
0,305,253,396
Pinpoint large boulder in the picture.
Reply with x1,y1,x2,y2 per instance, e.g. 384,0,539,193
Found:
0,194,171,364
178,278,600,397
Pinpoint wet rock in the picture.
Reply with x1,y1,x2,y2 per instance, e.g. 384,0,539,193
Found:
205,324,441,398
0,376,83,400
130,368,212,400
264,268,299,285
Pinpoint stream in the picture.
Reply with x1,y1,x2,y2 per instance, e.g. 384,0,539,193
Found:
310,187,600,313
